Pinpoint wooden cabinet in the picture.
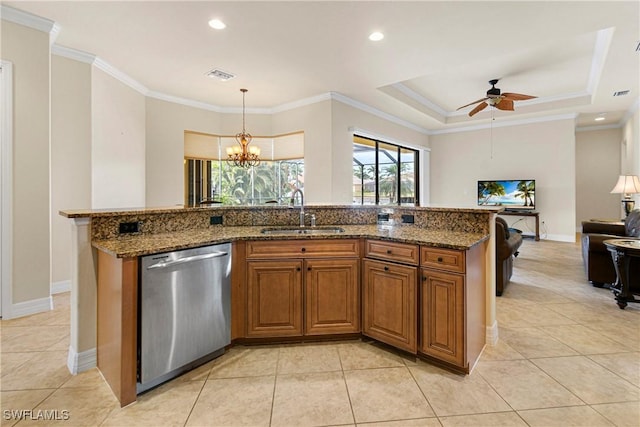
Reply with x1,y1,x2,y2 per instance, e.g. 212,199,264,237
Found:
420,267,465,366
363,240,418,353
419,244,486,373
246,239,360,338
246,260,303,337
305,258,360,335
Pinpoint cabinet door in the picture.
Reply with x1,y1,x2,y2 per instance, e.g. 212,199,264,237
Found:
305,258,360,335
420,268,465,366
362,259,417,353
246,260,303,337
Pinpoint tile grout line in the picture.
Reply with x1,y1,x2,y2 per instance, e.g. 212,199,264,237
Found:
336,345,358,426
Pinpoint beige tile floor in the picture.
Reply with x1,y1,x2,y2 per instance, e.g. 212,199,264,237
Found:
1,238,639,426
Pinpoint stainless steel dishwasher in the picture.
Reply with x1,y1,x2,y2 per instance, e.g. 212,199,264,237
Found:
138,243,231,393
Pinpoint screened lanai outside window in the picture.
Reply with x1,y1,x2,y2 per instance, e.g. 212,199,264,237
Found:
185,132,304,205
353,135,418,206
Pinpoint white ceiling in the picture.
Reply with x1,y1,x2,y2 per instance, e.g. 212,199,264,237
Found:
4,1,639,132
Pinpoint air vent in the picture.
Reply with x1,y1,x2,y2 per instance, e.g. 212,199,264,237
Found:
613,90,630,97
205,69,235,81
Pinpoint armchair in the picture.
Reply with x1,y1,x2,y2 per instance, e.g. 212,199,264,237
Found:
581,210,640,292
495,216,524,296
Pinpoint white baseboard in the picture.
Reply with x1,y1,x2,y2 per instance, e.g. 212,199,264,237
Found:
486,320,499,345
67,346,97,374
51,280,71,294
5,295,52,319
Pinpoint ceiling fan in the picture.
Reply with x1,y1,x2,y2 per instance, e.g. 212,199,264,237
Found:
457,79,537,117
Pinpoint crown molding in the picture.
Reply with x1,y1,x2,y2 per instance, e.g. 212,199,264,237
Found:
430,113,578,135
330,92,431,135
93,57,149,95
587,27,615,99
147,91,224,113
1,5,55,34
575,123,622,132
52,44,96,64
270,93,332,114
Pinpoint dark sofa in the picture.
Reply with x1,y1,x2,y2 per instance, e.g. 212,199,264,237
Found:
581,210,640,293
495,216,524,296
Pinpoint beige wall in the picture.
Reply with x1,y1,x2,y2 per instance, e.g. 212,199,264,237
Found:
271,101,332,203
91,68,146,209
145,98,223,207
145,97,430,206
51,56,93,285
1,21,51,304
430,118,577,241
575,128,621,227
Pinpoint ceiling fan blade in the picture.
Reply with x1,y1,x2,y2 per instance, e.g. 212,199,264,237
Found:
502,92,537,101
495,98,514,111
469,102,488,116
457,97,489,111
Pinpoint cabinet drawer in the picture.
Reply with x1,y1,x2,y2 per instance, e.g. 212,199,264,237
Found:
365,239,419,265
246,239,359,259
421,247,465,273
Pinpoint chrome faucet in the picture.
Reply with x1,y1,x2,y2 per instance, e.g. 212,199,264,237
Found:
290,188,305,227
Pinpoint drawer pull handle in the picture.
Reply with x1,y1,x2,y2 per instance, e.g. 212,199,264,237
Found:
437,257,443,262
386,249,392,254
384,266,389,271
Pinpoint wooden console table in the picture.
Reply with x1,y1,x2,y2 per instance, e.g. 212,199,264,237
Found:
498,211,540,241
604,239,640,309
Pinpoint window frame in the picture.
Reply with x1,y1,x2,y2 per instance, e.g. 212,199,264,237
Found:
353,135,420,206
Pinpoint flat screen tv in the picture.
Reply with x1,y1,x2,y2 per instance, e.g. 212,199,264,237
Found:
477,179,535,210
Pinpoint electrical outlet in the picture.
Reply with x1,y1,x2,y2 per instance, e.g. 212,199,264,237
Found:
401,214,415,224
119,222,140,234
377,213,390,222
210,215,223,225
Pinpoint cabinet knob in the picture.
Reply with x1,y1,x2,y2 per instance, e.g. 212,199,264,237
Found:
296,267,301,271
386,249,392,254
384,266,389,271
301,247,306,252
307,267,311,271
422,276,427,281
437,257,443,262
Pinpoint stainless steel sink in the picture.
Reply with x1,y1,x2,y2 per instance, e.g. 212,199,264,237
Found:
260,227,345,235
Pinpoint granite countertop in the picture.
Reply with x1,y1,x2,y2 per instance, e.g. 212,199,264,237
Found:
61,204,502,218
92,224,489,258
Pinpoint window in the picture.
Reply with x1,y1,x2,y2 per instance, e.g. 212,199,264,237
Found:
185,132,304,205
353,135,418,206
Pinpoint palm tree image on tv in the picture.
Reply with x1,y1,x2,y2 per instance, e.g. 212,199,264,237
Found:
477,180,535,208
515,180,535,207
478,181,506,205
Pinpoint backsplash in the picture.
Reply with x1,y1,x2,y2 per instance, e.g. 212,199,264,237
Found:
85,205,494,240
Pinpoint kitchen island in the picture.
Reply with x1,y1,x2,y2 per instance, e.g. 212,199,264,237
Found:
60,205,499,406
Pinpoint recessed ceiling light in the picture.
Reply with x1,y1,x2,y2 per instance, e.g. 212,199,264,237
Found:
595,116,606,121
208,19,226,30
369,32,384,41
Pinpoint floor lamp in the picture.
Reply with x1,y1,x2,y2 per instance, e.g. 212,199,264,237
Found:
610,175,640,219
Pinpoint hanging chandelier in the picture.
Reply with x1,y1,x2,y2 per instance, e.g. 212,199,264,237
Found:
226,88,260,168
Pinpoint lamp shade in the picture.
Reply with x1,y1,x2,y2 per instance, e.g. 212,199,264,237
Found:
610,175,640,195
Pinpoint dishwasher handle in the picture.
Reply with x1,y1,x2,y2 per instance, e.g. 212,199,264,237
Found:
146,251,229,270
